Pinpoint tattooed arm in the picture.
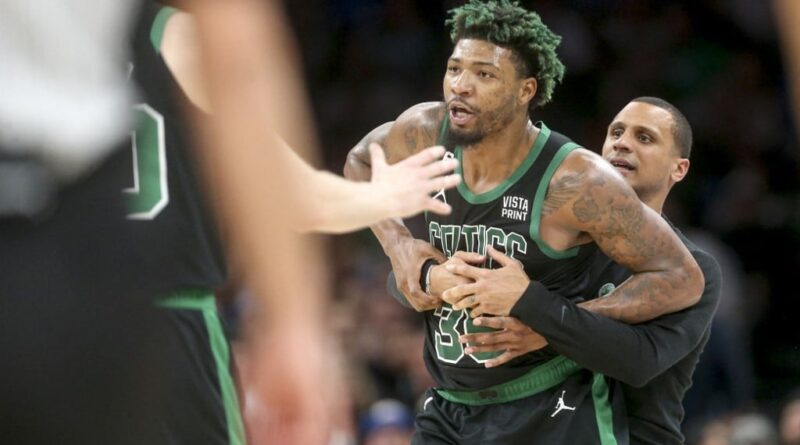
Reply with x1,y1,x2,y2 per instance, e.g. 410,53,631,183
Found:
344,102,445,177
343,102,452,311
540,149,704,323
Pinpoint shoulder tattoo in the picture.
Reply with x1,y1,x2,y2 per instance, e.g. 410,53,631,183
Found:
543,170,586,216
402,122,439,154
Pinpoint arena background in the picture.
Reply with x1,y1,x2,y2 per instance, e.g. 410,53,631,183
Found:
280,1,799,441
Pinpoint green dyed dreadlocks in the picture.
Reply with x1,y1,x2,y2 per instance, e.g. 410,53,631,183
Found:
446,0,565,110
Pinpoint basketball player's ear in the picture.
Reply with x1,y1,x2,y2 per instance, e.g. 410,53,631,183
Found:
519,76,537,107
671,158,690,184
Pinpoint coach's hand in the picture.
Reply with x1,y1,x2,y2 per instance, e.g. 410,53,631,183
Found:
459,316,549,368
445,246,529,317
389,237,447,311
428,251,484,298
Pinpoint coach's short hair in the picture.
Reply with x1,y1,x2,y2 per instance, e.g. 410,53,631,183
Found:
446,0,565,111
632,96,693,158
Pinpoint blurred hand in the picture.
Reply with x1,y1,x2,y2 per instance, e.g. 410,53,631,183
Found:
459,316,548,368
369,143,460,218
244,325,337,445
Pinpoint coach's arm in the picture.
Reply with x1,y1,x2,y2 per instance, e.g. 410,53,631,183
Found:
462,250,721,386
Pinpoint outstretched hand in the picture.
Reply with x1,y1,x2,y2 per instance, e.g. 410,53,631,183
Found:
369,143,460,218
442,246,530,317
459,316,548,368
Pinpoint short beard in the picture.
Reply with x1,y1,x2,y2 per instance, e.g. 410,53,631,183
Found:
441,124,486,149
441,94,519,150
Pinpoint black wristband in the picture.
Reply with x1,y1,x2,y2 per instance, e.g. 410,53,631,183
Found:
419,259,438,294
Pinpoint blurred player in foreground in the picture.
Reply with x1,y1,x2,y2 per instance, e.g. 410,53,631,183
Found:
0,1,458,443
141,1,460,443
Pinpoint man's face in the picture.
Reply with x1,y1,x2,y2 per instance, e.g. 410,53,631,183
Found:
442,39,530,147
601,101,685,201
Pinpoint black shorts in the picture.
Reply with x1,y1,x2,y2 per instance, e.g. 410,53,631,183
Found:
0,149,171,444
155,290,245,445
413,368,629,445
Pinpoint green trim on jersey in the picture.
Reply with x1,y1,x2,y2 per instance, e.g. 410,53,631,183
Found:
435,355,581,405
150,6,178,53
158,289,246,445
437,112,449,144
591,373,618,445
454,124,551,204
529,142,581,259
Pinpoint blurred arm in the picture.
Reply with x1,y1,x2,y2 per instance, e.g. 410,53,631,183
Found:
160,12,458,234
181,2,330,443
776,0,800,141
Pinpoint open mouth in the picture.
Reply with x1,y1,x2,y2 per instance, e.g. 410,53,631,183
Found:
448,101,475,125
609,158,636,171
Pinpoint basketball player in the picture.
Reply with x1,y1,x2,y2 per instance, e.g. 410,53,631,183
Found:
130,3,461,444
344,1,703,443
0,1,175,443
440,97,723,445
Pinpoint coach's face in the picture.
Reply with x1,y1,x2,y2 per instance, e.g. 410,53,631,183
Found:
602,101,689,203
443,39,536,147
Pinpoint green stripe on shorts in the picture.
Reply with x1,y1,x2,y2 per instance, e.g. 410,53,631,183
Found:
592,373,618,445
159,289,246,445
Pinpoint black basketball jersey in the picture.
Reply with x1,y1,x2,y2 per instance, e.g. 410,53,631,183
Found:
423,120,598,390
124,3,226,292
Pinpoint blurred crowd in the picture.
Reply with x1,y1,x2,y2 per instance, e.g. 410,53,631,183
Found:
273,1,800,443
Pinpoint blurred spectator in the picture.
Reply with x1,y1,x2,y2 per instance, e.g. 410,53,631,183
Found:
682,226,755,432
695,417,733,445
780,390,800,445
693,412,779,445
730,413,779,445
359,398,415,445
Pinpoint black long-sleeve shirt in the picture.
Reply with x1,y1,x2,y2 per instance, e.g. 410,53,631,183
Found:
387,223,721,444
510,223,722,444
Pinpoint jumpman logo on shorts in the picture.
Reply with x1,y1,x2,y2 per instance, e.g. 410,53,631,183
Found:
551,390,576,417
